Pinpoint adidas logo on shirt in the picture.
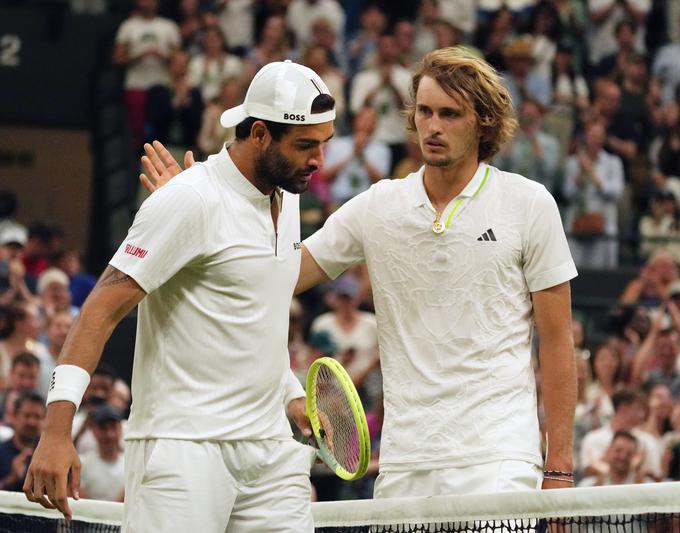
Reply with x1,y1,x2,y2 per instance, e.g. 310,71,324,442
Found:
477,228,497,242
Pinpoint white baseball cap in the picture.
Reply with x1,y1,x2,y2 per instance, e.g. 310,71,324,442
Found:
220,60,336,128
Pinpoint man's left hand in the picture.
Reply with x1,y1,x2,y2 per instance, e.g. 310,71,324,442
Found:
287,397,312,438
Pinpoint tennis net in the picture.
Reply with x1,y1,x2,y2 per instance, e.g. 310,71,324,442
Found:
0,482,678,532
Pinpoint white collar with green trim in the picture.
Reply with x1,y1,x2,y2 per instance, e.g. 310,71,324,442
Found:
410,162,490,208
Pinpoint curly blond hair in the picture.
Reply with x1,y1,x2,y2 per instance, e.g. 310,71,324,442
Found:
405,46,517,162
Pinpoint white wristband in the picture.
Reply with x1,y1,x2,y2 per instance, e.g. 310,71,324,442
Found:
46,364,91,410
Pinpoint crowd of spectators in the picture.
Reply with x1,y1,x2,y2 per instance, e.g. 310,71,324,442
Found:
2,0,680,504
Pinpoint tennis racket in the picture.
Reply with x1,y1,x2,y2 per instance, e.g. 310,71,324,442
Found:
306,357,371,480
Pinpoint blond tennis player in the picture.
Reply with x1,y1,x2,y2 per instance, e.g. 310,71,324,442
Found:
24,60,335,532
142,47,578,497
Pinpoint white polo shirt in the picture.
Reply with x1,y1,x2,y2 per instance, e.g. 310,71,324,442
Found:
110,146,302,441
304,163,577,471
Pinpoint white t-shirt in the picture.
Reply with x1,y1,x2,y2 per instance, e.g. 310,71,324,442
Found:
187,54,244,103
311,311,378,372
350,66,411,145
324,136,391,203
579,424,662,478
79,451,125,501
115,15,181,90
304,163,577,471
110,146,302,441
217,0,255,50
285,0,345,49
587,0,651,64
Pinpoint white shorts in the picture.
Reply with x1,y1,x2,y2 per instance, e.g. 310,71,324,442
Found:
374,460,543,498
122,438,317,533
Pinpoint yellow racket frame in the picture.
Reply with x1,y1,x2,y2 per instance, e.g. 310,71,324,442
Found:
306,357,371,480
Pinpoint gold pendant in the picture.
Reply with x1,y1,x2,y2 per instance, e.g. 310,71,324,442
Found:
432,212,444,234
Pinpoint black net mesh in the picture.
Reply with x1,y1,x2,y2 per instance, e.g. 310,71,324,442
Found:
316,513,680,532
0,512,120,532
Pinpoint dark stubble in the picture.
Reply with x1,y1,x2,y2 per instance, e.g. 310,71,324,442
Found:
254,143,315,194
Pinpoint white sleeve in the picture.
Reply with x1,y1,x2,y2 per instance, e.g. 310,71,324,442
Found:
115,20,131,44
283,367,306,406
109,181,208,293
303,190,369,279
522,187,578,292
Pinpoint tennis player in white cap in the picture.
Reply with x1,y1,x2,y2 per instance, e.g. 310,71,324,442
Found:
24,60,335,533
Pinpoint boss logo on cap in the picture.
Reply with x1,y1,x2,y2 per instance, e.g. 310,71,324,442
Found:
284,113,306,122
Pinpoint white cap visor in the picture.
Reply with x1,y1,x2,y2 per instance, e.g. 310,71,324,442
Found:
220,105,249,128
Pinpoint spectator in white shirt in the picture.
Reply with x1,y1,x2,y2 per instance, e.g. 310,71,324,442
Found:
188,26,243,103
79,405,125,502
113,0,181,147
285,0,345,54
321,107,391,205
579,430,652,486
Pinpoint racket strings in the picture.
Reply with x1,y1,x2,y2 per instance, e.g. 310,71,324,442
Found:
315,365,361,473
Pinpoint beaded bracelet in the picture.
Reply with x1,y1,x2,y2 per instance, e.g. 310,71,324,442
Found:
543,475,575,484
543,470,574,477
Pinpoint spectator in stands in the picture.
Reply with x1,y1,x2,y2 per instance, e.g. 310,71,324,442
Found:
579,430,651,486
639,383,674,450
307,18,344,71
7,353,40,394
346,3,388,77
0,389,19,443
586,1,650,68
39,311,73,397
545,40,589,161
638,190,680,260
113,0,181,148
590,78,641,175
501,34,552,108
37,268,79,320
391,140,423,180
350,33,411,171
652,92,680,181
216,0,255,54
302,44,346,125
0,392,44,491
393,19,419,70
310,274,378,389
187,26,243,104
563,120,625,268
579,388,661,480
145,50,203,152
0,226,32,306
432,19,463,51
197,76,243,156
475,7,514,72
72,366,118,456
244,15,291,80
79,405,125,502
495,97,560,192
618,53,653,155
285,0,345,55
51,249,97,308
651,15,680,106
595,19,638,81
631,306,680,396
22,222,60,281
528,1,560,78
620,250,679,306
0,302,50,392
584,342,624,427
320,106,390,206
110,379,132,419
664,402,680,480
412,0,439,59
175,0,204,55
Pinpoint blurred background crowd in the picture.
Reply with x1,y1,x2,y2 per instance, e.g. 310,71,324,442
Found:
1,0,680,503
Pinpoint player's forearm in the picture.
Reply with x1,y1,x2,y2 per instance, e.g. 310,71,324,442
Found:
295,245,330,294
539,341,577,470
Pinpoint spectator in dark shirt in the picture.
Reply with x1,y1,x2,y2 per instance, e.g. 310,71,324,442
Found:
0,392,45,491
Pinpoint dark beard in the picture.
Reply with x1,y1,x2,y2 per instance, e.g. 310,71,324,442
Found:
254,144,314,194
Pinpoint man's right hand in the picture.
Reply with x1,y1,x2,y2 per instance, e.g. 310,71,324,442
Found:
24,431,81,521
140,140,195,193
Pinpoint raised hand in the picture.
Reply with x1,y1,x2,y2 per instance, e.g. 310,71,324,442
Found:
139,141,195,193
